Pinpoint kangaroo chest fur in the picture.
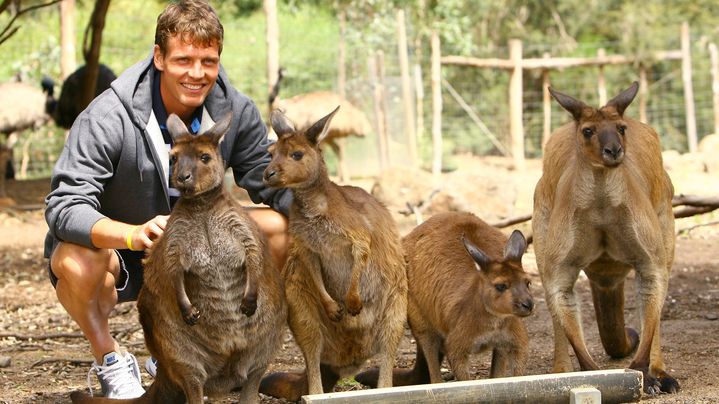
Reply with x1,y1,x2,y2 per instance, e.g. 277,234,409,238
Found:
559,165,660,269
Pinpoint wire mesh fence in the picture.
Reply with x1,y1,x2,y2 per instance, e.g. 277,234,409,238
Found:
3,6,718,180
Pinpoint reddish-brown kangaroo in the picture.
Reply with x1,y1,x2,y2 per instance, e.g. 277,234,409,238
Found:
533,82,678,394
356,211,532,386
70,113,287,404
258,107,407,400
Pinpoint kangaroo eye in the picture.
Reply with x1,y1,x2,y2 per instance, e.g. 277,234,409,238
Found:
527,280,532,288
582,127,593,138
494,283,508,293
169,155,177,165
200,154,211,163
618,125,626,135
291,151,304,161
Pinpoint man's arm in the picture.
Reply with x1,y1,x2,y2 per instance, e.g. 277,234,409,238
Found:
91,216,168,251
223,96,292,216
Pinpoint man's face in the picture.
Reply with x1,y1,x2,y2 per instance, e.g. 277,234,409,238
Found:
153,34,220,118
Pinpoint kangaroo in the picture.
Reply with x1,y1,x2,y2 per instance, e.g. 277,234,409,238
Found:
533,82,678,394
356,211,532,386
258,107,407,400
70,113,287,404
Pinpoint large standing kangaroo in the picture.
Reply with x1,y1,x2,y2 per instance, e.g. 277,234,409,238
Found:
532,82,678,395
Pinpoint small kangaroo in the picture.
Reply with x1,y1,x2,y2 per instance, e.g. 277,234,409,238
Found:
70,113,287,404
533,82,678,394
258,107,408,400
356,211,533,386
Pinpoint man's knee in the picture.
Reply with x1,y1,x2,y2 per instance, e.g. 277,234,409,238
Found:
51,242,118,285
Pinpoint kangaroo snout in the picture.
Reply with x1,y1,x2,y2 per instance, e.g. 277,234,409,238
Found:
515,298,534,316
602,143,624,166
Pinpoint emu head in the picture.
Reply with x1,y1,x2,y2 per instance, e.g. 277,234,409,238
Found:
263,106,340,189
166,112,231,198
549,82,638,168
462,230,533,318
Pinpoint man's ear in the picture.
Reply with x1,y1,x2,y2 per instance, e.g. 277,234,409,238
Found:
153,44,164,71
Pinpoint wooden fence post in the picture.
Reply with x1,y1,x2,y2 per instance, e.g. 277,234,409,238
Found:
431,31,442,177
639,63,648,123
542,52,551,150
708,43,719,135
368,53,389,171
597,48,607,106
60,0,76,80
509,39,524,170
681,21,698,152
397,10,417,167
264,0,279,120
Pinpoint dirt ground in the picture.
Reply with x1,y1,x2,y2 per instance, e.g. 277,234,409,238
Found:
0,154,717,403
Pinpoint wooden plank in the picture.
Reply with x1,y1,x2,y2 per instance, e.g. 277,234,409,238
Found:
301,369,642,404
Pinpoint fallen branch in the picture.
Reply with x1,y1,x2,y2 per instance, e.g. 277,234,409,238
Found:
31,357,93,368
678,220,719,235
0,332,84,340
491,214,532,229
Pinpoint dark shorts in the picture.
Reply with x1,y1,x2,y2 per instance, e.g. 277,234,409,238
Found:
48,249,145,303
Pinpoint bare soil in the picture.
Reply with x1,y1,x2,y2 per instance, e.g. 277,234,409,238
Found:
1,155,718,403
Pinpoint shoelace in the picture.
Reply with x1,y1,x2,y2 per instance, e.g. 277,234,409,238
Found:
85,355,139,397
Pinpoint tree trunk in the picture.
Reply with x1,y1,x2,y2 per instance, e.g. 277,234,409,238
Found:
81,0,110,110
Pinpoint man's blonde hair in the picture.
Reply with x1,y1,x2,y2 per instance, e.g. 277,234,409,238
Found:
155,0,224,54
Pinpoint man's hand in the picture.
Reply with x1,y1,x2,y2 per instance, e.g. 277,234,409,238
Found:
128,215,169,251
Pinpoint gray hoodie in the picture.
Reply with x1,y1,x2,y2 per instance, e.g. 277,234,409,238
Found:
44,54,291,257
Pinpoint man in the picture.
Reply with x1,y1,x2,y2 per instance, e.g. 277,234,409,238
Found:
44,0,290,398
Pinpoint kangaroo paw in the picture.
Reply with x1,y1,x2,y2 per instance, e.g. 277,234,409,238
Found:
241,295,257,316
182,305,201,325
324,299,344,322
345,292,363,316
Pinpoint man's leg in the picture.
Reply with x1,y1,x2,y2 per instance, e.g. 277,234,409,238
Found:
50,242,121,363
246,207,289,270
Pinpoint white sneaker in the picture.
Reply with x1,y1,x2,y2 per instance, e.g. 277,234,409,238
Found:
145,356,158,378
87,351,145,398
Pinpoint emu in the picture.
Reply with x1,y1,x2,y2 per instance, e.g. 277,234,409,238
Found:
269,68,372,183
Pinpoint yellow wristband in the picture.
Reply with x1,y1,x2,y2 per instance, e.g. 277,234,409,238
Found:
126,226,139,251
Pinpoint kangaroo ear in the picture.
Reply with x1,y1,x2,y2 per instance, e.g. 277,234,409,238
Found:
208,112,232,145
605,81,639,116
271,109,296,138
462,235,492,271
166,114,191,143
305,105,339,145
549,87,587,121
503,230,527,263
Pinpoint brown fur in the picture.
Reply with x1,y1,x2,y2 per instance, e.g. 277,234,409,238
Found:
70,113,287,404
259,107,407,399
356,212,532,387
533,82,678,394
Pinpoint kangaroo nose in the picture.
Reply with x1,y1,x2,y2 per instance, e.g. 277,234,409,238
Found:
522,300,534,312
603,144,623,159
177,172,191,184
264,169,276,181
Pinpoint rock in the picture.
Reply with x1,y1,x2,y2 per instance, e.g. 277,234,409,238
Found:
706,313,718,321
0,355,11,368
